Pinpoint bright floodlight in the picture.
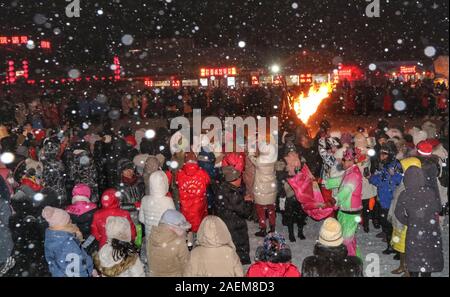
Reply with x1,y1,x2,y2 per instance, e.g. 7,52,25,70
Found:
271,64,280,74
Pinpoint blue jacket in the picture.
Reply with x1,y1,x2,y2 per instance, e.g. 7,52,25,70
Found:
369,160,403,209
44,229,93,277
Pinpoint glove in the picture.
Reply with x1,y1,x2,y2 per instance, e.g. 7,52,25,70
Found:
279,197,286,211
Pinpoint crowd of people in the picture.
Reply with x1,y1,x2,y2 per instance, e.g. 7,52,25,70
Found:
0,80,448,278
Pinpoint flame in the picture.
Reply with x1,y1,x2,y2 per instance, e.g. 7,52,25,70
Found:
293,82,333,124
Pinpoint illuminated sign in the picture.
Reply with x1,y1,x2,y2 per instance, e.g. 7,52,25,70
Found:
400,66,416,74
144,80,153,87
200,67,237,77
171,80,181,88
40,41,51,49
199,78,208,87
0,36,28,45
113,56,121,80
300,73,312,83
273,75,283,85
251,75,259,85
227,77,235,87
182,79,199,87
286,75,300,86
154,80,171,87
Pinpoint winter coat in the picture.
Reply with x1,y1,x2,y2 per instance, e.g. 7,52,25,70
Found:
369,160,403,209
243,154,256,200
139,171,175,238
66,197,97,240
8,187,49,276
214,181,252,264
417,155,441,201
325,165,363,212
94,244,145,277
142,156,161,195
250,143,277,206
184,216,244,277
91,193,136,248
147,224,190,277
301,243,363,277
198,149,218,179
44,229,93,277
69,150,99,203
247,262,301,277
176,163,210,232
40,141,67,207
0,176,13,265
395,167,444,273
357,159,377,200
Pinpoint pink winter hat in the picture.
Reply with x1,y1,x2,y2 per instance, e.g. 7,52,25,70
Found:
42,206,70,227
72,183,91,199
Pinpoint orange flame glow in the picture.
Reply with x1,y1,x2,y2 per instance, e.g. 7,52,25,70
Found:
293,82,333,124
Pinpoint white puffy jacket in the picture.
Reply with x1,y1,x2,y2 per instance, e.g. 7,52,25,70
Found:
139,171,175,238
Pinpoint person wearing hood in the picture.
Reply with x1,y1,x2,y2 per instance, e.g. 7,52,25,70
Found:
247,232,301,277
183,215,244,277
0,175,15,276
7,185,50,276
66,183,97,240
302,218,363,277
215,166,253,265
369,145,403,255
176,152,210,248
249,142,278,237
91,189,137,248
42,206,94,277
388,157,421,276
94,216,145,277
395,166,444,277
139,170,175,240
325,148,363,257
40,138,67,207
142,155,165,195
148,209,191,277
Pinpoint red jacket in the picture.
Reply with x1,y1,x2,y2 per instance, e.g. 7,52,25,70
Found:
176,163,210,232
246,262,301,277
90,189,137,248
222,152,245,172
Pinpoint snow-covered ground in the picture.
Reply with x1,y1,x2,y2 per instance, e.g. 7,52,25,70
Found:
246,214,449,277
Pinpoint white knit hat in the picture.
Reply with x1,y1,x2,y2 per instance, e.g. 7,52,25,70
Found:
318,218,344,247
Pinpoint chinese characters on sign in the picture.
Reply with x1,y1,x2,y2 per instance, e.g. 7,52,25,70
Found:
200,67,237,77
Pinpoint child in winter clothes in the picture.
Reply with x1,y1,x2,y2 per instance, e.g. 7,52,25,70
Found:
249,142,278,237
148,210,191,277
42,206,94,277
369,145,403,254
247,232,301,277
94,216,145,277
66,183,97,240
139,171,175,239
91,189,137,248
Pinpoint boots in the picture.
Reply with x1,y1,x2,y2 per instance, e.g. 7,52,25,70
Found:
382,246,396,255
255,228,267,237
288,224,296,242
391,253,406,274
269,225,276,233
298,225,306,240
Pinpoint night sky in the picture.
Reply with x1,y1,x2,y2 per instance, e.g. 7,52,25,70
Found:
0,0,448,67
